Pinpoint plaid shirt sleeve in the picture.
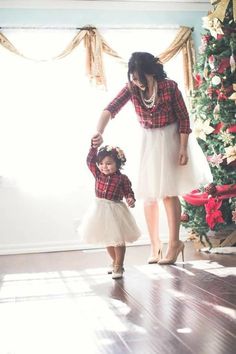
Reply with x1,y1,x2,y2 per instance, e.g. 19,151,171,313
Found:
104,84,131,118
86,147,98,178
122,174,136,201
172,83,192,134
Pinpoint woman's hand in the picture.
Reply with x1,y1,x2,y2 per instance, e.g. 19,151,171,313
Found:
91,132,103,148
126,197,135,208
179,148,188,166
179,133,189,166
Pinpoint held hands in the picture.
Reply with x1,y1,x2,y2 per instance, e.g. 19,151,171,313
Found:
179,148,188,166
126,197,135,208
91,132,103,148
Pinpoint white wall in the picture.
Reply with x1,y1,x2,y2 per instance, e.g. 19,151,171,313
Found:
0,183,84,254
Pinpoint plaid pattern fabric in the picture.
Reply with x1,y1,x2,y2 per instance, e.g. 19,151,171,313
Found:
105,79,192,134
87,148,135,201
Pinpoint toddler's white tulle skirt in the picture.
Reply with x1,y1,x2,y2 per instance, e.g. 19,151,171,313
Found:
77,198,141,247
136,123,213,200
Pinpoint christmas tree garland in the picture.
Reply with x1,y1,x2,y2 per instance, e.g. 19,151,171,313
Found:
181,0,236,239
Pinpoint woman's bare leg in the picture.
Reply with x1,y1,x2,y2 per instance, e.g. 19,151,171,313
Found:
162,196,182,259
144,201,162,260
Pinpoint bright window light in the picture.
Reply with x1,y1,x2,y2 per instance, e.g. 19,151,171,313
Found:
0,28,185,242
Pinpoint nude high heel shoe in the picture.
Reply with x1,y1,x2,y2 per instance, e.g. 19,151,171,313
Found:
158,241,185,265
147,248,163,264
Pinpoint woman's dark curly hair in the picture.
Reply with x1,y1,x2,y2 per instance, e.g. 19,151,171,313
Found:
128,52,167,89
96,145,126,170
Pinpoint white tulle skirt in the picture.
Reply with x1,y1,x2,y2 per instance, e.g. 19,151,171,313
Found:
77,198,141,247
136,123,213,200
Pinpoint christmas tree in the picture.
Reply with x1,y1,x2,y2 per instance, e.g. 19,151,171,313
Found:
181,0,236,248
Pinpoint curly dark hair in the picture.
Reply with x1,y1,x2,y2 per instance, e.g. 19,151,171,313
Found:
96,145,126,170
127,52,167,88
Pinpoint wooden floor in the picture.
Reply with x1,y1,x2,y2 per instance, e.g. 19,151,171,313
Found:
0,241,236,354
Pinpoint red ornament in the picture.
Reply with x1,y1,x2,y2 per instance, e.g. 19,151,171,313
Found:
205,183,217,196
224,85,234,96
217,57,230,73
228,124,236,133
216,34,224,40
207,86,215,98
213,122,224,134
181,213,189,222
202,35,211,43
217,91,228,100
208,54,215,68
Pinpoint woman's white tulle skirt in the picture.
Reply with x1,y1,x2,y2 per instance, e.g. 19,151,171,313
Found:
136,123,213,200
77,198,141,247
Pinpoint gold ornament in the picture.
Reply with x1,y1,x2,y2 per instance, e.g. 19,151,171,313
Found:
229,92,236,102
194,119,215,141
202,17,224,38
219,131,234,146
230,55,236,73
208,0,236,22
224,146,236,164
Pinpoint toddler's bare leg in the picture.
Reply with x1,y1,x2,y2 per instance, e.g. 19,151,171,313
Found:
114,245,126,267
106,246,116,263
112,245,126,279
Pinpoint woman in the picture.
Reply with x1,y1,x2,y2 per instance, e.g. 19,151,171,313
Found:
91,52,212,264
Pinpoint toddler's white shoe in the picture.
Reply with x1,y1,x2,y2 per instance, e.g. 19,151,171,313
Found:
111,265,124,279
108,264,124,275
107,264,114,274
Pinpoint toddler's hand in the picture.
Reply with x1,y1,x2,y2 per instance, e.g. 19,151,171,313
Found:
126,197,135,208
91,132,103,148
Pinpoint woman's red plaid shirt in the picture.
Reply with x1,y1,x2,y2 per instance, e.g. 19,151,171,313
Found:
105,79,192,134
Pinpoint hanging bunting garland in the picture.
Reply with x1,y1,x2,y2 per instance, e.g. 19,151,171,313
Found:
0,32,25,58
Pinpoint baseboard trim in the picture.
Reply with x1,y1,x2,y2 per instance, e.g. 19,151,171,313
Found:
0,240,83,255
0,233,188,255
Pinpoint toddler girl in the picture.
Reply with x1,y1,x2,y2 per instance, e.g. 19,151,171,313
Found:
78,144,141,279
